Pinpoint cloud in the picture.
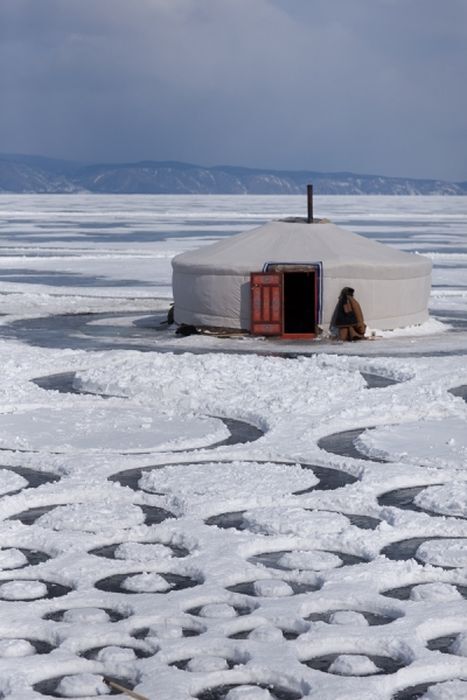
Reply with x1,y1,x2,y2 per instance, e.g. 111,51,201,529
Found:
0,0,466,179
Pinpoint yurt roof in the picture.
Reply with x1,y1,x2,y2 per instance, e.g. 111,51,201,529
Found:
172,221,431,279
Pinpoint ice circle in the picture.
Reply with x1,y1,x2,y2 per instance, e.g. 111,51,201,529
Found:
0,639,36,657
55,673,110,697
414,483,467,519
0,405,229,453
243,508,349,536
0,580,48,600
328,654,380,676
0,548,28,570
416,538,467,567
356,418,467,468
409,582,462,602
36,502,146,532
139,461,319,500
278,550,342,571
121,572,171,593
0,469,28,494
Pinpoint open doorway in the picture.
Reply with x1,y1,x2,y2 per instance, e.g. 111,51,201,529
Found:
283,270,316,334
250,263,321,338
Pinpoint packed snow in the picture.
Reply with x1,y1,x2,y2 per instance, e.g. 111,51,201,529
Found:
0,195,466,699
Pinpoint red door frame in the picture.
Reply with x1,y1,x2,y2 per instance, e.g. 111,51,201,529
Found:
250,269,319,338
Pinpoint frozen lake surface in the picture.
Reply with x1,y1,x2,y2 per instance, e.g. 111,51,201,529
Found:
0,195,466,699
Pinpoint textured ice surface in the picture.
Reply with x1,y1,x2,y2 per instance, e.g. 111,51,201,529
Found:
0,639,36,657
356,418,467,468
448,633,467,657
328,611,369,626
55,673,110,697
139,461,318,501
0,469,28,494
198,603,238,618
416,539,467,567
409,583,462,602
1,196,467,700
0,548,28,569
121,572,171,593
186,655,228,672
252,579,293,597
328,654,380,675
114,542,174,562
36,502,145,532
62,608,110,623
225,688,273,700
278,550,342,571
0,580,47,600
423,680,467,699
0,406,227,453
243,508,349,536
414,483,467,518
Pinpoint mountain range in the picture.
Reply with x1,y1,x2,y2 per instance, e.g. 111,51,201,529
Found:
0,153,465,195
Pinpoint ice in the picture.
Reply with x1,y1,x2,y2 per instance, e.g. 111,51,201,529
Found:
114,542,174,562
225,687,273,700
414,483,467,518
0,469,28,494
0,639,36,657
252,579,293,597
62,608,110,623
248,625,284,641
36,502,146,532
0,195,467,699
278,550,342,571
422,680,467,699
356,418,467,468
243,508,349,536
198,603,238,618
55,673,110,697
121,572,171,593
416,539,467,567
409,583,462,602
0,548,28,569
138,461,319,501
328,654,380,675
449,633,467,657
328,611,369,626
0,580,48,600
0,406,228,453
186,655,228,672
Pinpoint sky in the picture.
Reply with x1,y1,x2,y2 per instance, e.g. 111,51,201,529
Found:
0,0,466,181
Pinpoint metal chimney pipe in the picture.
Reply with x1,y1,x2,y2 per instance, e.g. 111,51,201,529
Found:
307,184,314,223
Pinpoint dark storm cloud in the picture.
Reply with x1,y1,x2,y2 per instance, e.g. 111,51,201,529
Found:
0,0,466,179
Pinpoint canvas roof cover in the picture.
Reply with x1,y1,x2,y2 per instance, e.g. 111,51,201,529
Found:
172,220,432,330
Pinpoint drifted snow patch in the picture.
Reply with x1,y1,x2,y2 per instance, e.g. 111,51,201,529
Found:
356,418,467,468
55,673,110,697
414,483,467,518
243,508,349,536
36,502,146,532
328,654,380,675
139,461,318,501
0,405,228,453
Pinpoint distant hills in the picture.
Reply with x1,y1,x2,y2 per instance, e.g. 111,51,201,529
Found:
0,153,466,195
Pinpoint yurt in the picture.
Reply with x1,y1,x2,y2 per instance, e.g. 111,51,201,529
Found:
172,214,432,338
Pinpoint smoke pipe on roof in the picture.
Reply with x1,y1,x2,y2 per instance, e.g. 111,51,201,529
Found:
307,184,314,223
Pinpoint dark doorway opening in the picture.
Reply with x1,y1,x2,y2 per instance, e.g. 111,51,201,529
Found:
283,271,316,335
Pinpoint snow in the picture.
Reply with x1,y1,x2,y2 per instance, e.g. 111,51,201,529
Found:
0,194,467,699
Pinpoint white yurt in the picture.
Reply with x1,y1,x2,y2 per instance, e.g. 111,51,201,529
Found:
172,218,432,337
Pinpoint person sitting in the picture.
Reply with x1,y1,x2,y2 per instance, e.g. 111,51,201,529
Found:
331,287,366,341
